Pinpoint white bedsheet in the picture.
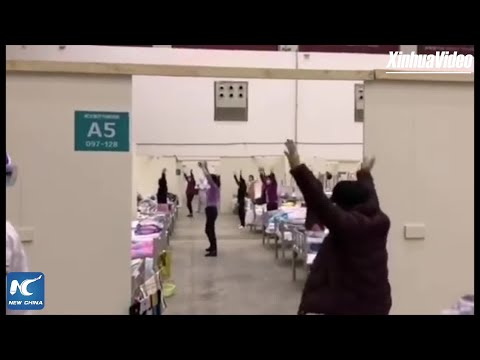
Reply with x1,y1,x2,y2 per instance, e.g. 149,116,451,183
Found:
132,232,160,242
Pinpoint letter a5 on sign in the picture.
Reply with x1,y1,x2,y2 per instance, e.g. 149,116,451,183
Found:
74,111,130,152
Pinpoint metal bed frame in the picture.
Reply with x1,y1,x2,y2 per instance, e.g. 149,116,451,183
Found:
131,258,146,303
262,210,278,246
291,227,314,281
135,203,177,276
275,221,303,260
248,204,265,233
131,203,178,312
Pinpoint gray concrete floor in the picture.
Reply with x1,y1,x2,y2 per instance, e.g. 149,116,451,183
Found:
166,209,306,315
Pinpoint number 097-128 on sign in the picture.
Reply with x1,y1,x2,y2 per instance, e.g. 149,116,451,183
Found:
74,111,130,152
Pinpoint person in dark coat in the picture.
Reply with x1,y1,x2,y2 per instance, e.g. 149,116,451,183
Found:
305,172,332,231
259,167,279,211
156,168,168,205
234,171,247,228
284,139,391,315
184,169,196,217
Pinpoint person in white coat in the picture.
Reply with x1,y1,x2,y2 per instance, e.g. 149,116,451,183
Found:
6,153,30,315
196,177,209,213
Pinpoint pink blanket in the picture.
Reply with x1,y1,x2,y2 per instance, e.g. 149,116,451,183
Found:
131,240,154,259
157,204,170,213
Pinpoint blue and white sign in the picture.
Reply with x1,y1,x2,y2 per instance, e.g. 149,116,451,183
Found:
74,111,130,152
7,272,45,311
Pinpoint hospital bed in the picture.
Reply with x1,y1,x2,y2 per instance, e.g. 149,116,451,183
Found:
276,220,304,260
291,227,327,281
132,218,169,267
442,295,474,315
132,200,176,281
130,258,167,315
246,203,265,232
130,218,170,313
262,205,306,251
131,258,146,301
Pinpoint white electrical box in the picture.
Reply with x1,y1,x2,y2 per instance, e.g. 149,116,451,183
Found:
354,83,365,122
214,81,248,121
404,223,426,240
18,227,35,243
278,45,299,52
215,81,247,108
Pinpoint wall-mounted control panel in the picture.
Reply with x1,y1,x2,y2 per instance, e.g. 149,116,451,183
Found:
214,81,248,121
354,83,365,123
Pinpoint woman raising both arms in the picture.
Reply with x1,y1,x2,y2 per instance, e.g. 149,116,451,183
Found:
259,167,278,211
198,161,221,257
234,171,247,229
284,140,391,315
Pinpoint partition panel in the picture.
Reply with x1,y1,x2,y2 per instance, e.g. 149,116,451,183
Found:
364,80,474,314
6,73,132,314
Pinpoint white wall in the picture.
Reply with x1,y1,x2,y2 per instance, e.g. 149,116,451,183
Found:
6,45,399,162
7,73,132,315
364,80,474,314
7,45,473,163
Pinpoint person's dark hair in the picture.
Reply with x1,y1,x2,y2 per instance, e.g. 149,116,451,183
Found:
211,174,221,188
248,174,254,181
326,172,333,180
331,181,369,210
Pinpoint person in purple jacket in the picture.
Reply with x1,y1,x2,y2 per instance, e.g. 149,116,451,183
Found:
198,161,221,257
259,167,278,211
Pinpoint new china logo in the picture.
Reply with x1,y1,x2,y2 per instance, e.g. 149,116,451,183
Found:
7,272,45,311
386,51,474,74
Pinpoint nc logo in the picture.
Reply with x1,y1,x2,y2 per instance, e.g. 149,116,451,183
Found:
7,272,45,311
9,274,43,296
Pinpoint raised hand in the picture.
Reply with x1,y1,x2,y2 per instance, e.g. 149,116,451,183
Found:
197,161,203,168
360,156,376,172
162,168,167,174
284,139,301,169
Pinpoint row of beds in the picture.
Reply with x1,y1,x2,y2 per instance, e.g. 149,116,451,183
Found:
246,194,331,281
129,198,178,315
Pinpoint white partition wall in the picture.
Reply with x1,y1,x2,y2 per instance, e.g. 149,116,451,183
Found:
364,80,474,315
6,74,132,315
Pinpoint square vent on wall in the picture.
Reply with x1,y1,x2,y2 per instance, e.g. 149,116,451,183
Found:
214,81,248,121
